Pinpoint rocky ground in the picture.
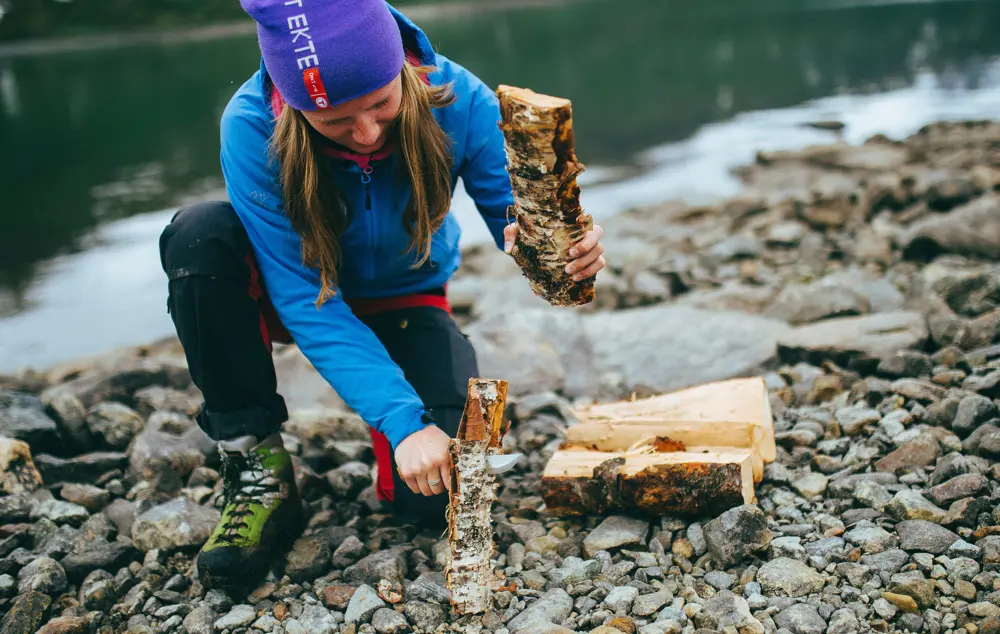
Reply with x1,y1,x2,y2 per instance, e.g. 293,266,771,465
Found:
1,119,999,634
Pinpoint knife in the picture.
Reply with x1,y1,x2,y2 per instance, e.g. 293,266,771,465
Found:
487,453,522,475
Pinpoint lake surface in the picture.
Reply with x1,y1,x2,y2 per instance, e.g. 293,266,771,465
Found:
2,0,1000,372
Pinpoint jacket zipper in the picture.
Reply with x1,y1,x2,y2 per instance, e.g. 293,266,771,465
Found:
361,166,373,210
361,165,375,278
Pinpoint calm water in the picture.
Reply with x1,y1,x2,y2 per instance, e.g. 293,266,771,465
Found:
2,0,1000,371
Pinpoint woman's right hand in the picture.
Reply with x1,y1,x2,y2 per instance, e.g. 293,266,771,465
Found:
394,424,452,496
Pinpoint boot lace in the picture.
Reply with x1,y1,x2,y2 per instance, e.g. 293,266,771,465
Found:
216,450,282,544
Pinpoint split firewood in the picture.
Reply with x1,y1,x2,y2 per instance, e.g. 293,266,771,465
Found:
496,84,595,307
445,378,510,615
565,377,776,482
541,447,755,517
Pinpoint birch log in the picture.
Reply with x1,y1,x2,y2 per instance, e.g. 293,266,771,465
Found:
445,378,510,615
496,84,595,307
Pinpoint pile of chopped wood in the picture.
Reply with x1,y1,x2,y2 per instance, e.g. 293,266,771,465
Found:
541,377,777,517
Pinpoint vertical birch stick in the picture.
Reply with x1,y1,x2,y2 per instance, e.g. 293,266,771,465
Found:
496,84,595,307
445,378,510,615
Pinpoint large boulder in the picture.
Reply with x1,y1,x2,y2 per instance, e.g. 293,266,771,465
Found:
902,194,1000,260
469,305,790,398
777,311,928,370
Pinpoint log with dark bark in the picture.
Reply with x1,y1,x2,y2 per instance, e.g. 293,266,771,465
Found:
496,84,595,307
541,448,755,517
445,378,510,615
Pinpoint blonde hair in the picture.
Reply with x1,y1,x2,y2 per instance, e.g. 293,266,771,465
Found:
270,61,455,306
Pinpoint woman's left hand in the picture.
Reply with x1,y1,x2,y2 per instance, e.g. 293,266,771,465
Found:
503,223,606,281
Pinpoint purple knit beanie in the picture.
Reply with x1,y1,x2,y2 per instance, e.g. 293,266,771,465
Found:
240,0,405,111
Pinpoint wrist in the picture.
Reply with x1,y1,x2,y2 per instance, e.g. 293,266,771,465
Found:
386,410,435,452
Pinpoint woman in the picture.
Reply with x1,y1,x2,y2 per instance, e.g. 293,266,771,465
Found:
158,0,606,590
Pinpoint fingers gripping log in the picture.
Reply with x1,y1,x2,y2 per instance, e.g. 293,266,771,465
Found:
445,378,510,615
496,85,595,307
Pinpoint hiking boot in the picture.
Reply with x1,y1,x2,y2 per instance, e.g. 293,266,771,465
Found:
196,432,304,590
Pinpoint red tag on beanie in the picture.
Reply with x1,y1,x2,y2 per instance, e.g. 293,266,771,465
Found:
302,68,330,109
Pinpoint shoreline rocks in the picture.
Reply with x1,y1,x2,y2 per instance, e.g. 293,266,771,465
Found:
1,119,999,634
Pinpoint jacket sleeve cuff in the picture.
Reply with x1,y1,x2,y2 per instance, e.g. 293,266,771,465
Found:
383,410,432,452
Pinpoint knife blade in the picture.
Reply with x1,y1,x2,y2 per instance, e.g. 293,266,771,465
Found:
487,453,522,475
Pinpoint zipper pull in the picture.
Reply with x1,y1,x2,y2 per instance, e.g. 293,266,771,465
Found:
361,166,373,210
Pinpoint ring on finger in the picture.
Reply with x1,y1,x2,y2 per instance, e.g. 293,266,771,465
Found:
427,478,441,486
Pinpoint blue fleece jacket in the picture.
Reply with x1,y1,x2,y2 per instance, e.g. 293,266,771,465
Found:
218,5,513,450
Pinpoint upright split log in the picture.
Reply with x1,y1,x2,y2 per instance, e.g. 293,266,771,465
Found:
496,85,595,307
445,378,510,615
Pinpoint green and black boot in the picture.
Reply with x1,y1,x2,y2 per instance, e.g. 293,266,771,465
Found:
196,432,304,591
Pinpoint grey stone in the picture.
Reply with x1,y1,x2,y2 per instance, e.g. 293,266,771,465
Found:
85,401,144,450
703,504,773,566
299,604,340,634
704,570,738,590
17,556,67,595
757,558,826,597
402,602,445,631
128,412,210,491
777,311,928,369
603,586,638,613
826,608,860,634
931,453,987,488
952,395,998,436
325,461,372,499
213,605,255,631
835,405,883,436
371,607,409,634
792,472,828,499
770,536,806,561
947,539,982,560
251,615,280,633
182,606,216,634
888,570,936,608
343,548,408,586
896,520,959,554
885,489,948,523
506,588,573,633
583,516,649,558
927,473,989,506
901,194,1000,261
581,305,790,397
852,481,893,510
548,556,602,588
765,280,869,326
61,536,140,582
344,584,385,624
404,571,450,605
694,594,765,634
861,549,910,574
59,483,110,514
0,391,60,450
632,590,672,616
130,497,220,551
844,524,899,554
29,499,89,526
773,604,827,634
687,523,707,556
285,534,332,582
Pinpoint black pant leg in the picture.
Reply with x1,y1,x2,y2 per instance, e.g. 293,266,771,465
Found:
158,201,288,441
360,307,479,529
